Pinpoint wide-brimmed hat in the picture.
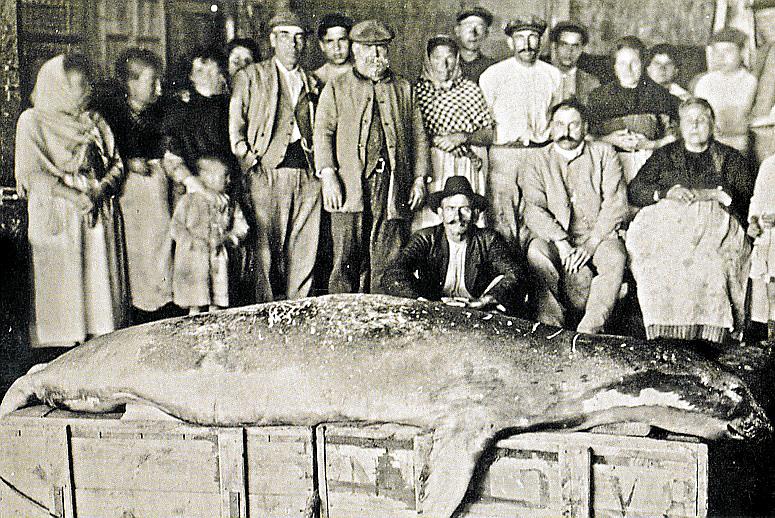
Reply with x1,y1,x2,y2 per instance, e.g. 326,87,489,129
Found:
350,20,395,45
456,6,494,27
427,176,488,212
504,15,547,37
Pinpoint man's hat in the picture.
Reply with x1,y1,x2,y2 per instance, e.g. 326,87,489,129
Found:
268,11,308,32
350,20,395,45
455,6,494,27
709,27,748,48
504,15,547,37
427,176,488,212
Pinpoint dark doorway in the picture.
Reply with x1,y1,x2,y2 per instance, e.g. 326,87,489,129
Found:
165,0,226,87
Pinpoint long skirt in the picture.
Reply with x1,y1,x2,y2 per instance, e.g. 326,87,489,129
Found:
27,191,129,346
626,199,750,343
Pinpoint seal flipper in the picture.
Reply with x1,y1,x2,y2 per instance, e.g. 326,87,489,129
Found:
420,423,495,518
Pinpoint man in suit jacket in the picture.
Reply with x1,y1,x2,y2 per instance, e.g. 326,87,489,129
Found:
520,99,628,334
549,21,600,104
382,176,527,314
229,11,321,302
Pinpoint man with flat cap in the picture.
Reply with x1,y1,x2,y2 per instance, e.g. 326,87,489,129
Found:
454,5,497,83
314,13,354,86
229,11,322,302
479,15,562,250
314,19,429,294
382,176,527,314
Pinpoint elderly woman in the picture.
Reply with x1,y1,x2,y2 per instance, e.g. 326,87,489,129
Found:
627,97,753,344
14,54,128,347
587,36,677,184
413,34,494,230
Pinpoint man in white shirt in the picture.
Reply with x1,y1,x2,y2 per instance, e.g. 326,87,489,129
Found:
478,16,563,250
229,11,322,302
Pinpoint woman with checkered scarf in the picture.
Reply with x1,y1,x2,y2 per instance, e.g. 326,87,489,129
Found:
412,35,495,230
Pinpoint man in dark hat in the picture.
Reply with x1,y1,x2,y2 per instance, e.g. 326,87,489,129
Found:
314,13,354,85
549,21,600,104
454,5,496,83
520,99,628,334
382,176,527,313
229,10,322,302
478,15,562,249
314,19,429,295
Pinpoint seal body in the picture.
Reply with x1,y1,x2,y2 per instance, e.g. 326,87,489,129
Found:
1,294,770,516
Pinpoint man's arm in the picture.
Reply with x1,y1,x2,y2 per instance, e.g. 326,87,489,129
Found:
380,231,433,300
519,159,570,243
482,230,528,313
229,69,258,172
587,145,628,253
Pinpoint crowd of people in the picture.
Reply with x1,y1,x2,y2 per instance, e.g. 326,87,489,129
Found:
14,6,775,349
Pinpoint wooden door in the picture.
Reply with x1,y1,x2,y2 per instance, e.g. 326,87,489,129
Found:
97,0,166,75
166,0,226,65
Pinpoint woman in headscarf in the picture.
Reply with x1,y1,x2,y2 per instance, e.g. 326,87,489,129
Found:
14,53,129,347
413,35,494,230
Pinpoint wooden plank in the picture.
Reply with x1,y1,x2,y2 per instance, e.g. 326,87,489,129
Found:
560,446,591,517
245,427,315,495
317,425,331,518
70,436,220,492
696,443,709,517
74,488,220,517
248,493,316,518
218,428,247,518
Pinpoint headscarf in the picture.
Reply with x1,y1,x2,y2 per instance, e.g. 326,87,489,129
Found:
420,35,462,89
415,36,493,156
16,55,103,195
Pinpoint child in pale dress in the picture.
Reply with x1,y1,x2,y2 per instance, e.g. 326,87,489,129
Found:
748,154,775,339
171,157,248,314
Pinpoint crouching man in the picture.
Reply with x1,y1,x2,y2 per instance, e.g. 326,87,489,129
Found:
382,176,527,314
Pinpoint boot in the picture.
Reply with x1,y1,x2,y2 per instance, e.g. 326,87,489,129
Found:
768,320,775,342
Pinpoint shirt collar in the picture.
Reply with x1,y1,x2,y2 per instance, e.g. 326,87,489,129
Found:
274,57,300,76
552,141,585,161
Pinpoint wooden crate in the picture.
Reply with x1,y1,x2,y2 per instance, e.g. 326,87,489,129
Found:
0,405,316,518
316,423,708,518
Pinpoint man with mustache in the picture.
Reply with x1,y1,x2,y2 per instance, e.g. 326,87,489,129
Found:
454,6,496,83
381,176,527,314
520,99,628,334
229,11,322,302
478,16,563,250
314,19,429,294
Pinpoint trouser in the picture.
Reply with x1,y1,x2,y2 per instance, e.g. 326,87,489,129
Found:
487,146,541,254
527,236,626,333
248,163,321,301
328,163,409,294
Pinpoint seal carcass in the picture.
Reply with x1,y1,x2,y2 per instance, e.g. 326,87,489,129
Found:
1,294,770,516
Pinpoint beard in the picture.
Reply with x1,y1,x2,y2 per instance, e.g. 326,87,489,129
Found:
359,55,390,80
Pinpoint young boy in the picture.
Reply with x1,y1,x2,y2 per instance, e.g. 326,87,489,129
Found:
693,28,757,154
171,157,249,315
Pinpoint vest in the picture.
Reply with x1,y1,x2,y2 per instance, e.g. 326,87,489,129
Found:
263,72,302,170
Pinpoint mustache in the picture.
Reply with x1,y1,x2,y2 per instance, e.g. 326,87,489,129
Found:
557,136,580,143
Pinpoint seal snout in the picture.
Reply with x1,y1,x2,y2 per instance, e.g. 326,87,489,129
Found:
727,407,773,441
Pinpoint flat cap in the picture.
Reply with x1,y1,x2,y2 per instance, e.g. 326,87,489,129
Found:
268,11,308,32
504,15,547,37
350,20,395,45
455,6,494,27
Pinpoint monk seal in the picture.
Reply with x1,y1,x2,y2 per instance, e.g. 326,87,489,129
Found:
0,294,771,516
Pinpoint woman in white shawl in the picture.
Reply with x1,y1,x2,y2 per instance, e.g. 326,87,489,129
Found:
15,54,129,347
412,35,494,230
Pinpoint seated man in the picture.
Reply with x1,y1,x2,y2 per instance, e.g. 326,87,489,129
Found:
381,176,527,314
520,99,628,334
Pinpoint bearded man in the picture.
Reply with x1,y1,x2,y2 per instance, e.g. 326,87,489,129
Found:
314,19,429,294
